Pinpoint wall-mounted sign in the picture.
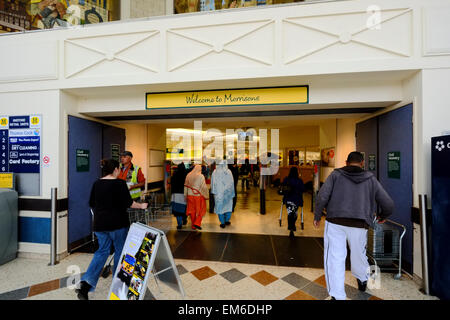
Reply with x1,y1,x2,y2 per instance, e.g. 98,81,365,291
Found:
288,150,300,166
387,151,400,179
368,154,376,171
146,86,309,109
76,149,90,172
0,115,41,174
0,173,13,189
111,144,120,162
166,148,183,154
321,147,335,168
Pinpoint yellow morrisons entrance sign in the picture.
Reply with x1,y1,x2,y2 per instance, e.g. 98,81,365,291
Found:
146,86,309,110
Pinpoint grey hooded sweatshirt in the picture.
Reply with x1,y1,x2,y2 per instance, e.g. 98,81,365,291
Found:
314,166,394,229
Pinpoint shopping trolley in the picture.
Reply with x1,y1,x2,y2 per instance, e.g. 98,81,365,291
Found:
279,201,304,230
142,189,171,222
100,206,156,279
127,207,152,225
367,218,406,280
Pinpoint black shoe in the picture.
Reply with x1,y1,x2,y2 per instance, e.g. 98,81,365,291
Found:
177,225,182,230
289,231,295,238
75,281,91,300
220,224,226,229
357,279,367,292
194,225,202,230
225,221,231,226
330,296,336,300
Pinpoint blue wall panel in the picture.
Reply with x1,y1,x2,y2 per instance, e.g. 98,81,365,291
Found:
18,217,50,244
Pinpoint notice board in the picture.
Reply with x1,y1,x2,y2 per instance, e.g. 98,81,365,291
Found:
0,115,41,196
387,151,401,179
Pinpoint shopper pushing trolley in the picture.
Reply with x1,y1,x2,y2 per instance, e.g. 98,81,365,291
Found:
313,151,394,300
76,159,148,300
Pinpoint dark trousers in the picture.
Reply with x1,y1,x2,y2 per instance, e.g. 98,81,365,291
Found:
286,201,299,231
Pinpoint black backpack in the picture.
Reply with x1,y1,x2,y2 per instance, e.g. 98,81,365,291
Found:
278,182,293,195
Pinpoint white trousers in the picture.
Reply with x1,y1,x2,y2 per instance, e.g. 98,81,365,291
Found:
324,221,369,300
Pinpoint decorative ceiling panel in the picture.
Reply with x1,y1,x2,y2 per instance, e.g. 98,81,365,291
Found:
283,8,412,65
64,31,160,79
167,20,275,72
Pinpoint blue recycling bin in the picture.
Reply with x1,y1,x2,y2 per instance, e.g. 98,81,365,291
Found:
0,189,18,265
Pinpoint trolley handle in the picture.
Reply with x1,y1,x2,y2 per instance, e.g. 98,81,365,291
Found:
374,217,407,239
384,219,407,239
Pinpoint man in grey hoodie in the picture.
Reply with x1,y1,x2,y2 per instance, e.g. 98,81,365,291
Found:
314,151,394,300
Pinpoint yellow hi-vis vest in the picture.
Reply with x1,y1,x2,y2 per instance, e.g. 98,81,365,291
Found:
128,165,141,200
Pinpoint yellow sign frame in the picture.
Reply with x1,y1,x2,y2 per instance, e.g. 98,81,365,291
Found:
146,86,309,110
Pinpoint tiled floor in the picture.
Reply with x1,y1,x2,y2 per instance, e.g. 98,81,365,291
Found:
149,184,324,238
0,255,436,301
0,183,439,300
166,230,332,269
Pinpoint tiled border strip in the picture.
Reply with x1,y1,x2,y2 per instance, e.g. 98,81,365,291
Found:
0,273,85,300
0,262,383,300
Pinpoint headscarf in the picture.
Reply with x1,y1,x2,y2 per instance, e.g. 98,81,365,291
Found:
211,162,235,214
185,164,209,198
185,164,202,186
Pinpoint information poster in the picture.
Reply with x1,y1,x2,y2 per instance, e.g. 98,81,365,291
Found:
387,151,401,179
111,144,120,162
0,115,41,174
109,223,160,300
368,154,376,171
321,147,335,168
288,150,299,166
76,149,90,172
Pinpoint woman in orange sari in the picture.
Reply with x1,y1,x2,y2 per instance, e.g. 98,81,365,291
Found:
184,164,209,230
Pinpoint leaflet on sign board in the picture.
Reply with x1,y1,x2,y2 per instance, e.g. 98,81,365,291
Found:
108,223,161,300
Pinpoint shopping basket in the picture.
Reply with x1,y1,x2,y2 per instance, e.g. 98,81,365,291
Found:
367,218,406,280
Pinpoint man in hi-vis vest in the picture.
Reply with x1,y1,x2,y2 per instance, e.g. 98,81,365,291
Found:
118,151,146,201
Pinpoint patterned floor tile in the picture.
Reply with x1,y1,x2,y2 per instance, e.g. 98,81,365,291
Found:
301,282,329,300
285,290,317,300
191,266,217,281
0,287,30,300
250,270,278,286
220,268,247,283
28,280,60,297
281,272,311,289
345,284,371,300
176,264,189,276
314,274,327,288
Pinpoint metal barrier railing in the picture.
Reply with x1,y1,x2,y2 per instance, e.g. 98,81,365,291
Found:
419,194,430,295
49,187,58,266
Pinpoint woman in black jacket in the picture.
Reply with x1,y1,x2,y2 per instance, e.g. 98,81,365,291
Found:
76,159,147,300
282,166,304,237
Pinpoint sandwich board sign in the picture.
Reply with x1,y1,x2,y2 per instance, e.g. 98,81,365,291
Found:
108,223,185,300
